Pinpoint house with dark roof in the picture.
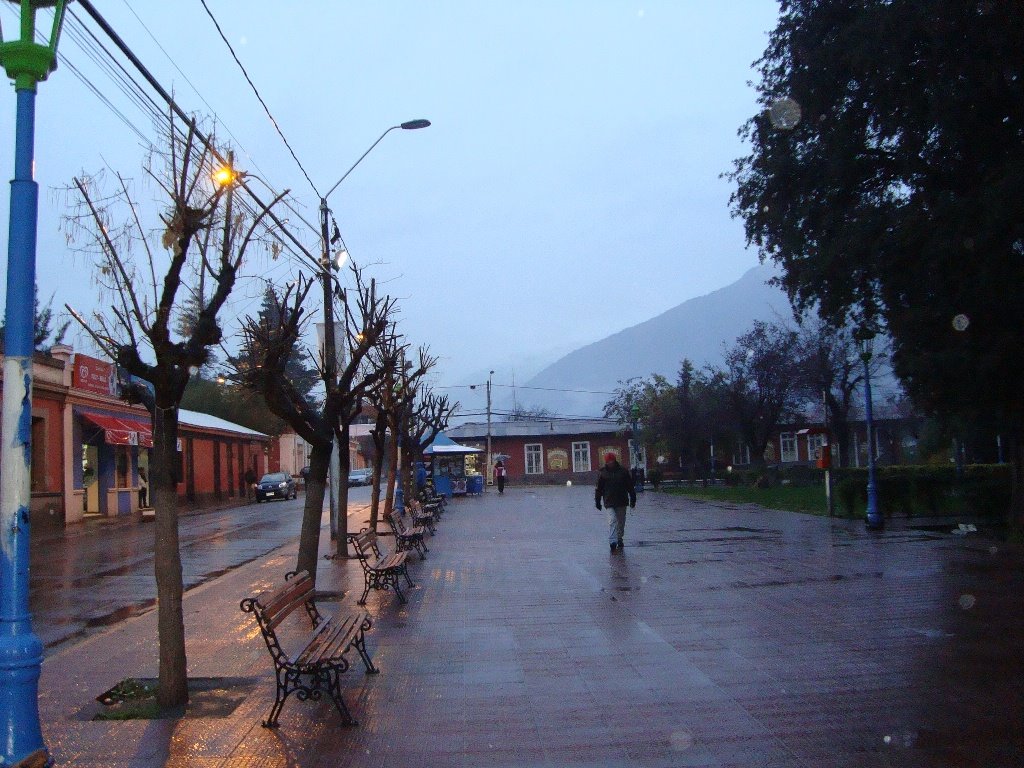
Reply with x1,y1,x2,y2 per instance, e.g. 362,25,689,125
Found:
446,419,640,486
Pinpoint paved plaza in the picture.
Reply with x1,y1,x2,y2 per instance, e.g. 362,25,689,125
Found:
37,485,1024,767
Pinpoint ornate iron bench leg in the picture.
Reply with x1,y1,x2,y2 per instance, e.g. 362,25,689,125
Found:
390,571,407,604
323,668,357,726
353,630,379,674
264,666,292,727
358,575,371,606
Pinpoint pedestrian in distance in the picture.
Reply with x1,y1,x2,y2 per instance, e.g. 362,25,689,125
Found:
494,460,507,494
244,467,257,501
595,451,636,551
138,466,148,509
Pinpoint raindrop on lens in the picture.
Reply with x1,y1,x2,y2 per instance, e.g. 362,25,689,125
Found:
768,97,802,130
670,730,694,751
958,594,976,610
952,314,970,332
188,365,199,375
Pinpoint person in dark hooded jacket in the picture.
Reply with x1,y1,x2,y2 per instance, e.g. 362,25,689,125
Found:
595,452,636,551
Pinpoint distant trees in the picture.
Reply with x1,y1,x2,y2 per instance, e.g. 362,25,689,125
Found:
0,286,69,351
730,0,1024,525
608,317,887,473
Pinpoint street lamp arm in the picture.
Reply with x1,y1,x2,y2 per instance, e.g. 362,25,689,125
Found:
322,119,431,201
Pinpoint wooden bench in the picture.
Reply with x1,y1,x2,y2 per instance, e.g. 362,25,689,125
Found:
406,499,437,535
386,509,428,560
347,529,415,605
239,570,377,728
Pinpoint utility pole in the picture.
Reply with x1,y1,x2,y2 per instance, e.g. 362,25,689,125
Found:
0,3,69,764
486,370,493,488
319,200,341,542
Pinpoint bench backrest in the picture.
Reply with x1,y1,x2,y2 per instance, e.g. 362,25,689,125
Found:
349,529,382,564
240,571,318,659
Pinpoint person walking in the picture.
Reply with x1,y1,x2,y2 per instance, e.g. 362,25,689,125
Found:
138,466,149,509
494,460,507,494
244,467,257,501
595,452,636,551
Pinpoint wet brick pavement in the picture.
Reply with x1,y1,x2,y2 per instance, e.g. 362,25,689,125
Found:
36,485,1024,767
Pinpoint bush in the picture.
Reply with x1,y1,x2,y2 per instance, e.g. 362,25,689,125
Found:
829,464,1010,519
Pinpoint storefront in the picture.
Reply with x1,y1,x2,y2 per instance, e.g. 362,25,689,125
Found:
1,345,270,529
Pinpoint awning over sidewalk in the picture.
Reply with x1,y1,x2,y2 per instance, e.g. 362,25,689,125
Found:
423,431,482,455
80,411,153,448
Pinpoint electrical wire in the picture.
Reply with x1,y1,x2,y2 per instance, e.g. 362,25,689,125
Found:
196,0,321,199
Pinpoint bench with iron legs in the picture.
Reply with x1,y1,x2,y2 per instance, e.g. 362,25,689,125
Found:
386,509,428,560
406,499,437,535
347,528,415,605
239,570,377,728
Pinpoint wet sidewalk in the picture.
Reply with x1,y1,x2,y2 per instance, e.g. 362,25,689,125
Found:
37,486,1024,767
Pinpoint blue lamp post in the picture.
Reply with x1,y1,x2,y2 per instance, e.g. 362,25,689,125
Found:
854,327,883,530
0,1,68,764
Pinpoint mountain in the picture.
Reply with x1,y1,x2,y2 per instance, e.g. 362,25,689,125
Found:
506,264,792,417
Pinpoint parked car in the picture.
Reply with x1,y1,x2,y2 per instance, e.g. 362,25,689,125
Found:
255,472,297,502
347,468,373,487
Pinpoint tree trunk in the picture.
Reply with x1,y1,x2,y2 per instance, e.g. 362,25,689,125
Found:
152,404,188,709
384,433,399,516
368,430,386,532
1008,429,1024,533
297,441,331,584
335,421,352,557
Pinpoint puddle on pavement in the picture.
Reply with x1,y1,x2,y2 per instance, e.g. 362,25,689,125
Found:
88,676,257,721
83,601,156,628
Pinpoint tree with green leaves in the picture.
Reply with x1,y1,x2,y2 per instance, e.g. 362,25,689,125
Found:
0,285,69,352
730,0,1024,525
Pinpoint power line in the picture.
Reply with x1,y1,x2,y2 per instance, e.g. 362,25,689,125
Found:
196,0,320,198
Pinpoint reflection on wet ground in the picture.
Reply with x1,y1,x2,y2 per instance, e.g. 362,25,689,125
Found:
28,491,359,652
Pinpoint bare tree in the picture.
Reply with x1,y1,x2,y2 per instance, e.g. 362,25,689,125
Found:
235,264,394,579
405,387,458,496
66,121,285,708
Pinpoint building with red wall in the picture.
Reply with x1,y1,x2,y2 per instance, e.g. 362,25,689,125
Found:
446,419,640,485
0,346,270,529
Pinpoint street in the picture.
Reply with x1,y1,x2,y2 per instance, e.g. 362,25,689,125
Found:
29,486,372,654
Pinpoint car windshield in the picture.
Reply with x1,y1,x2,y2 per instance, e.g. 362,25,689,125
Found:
260,473,288,483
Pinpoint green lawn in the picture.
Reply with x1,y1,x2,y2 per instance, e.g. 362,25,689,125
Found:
661,483,850,517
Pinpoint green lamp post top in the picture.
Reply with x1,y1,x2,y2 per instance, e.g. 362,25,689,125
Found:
0,0,67,91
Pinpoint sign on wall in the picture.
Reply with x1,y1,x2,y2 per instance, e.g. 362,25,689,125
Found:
73,354,120,397
546,448,569,471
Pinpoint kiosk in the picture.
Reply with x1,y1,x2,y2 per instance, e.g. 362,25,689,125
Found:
423,432,483,497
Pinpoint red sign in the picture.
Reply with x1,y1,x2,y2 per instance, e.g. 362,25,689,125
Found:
73,354,119,397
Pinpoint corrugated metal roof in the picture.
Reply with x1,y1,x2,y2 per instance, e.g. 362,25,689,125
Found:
448,419,627,439
179,408,267,438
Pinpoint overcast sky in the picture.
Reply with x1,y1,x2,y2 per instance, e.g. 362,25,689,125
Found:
1,1,780,388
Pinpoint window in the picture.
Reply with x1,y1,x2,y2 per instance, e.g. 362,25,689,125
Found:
572,442,591,472
733,441,751,466
779,432,797,463
525,444,543,475
807,433,826,462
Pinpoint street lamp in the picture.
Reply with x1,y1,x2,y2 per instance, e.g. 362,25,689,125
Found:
854,326,883,530
486,370,494,488
317,119,430,544
0,2,69,763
